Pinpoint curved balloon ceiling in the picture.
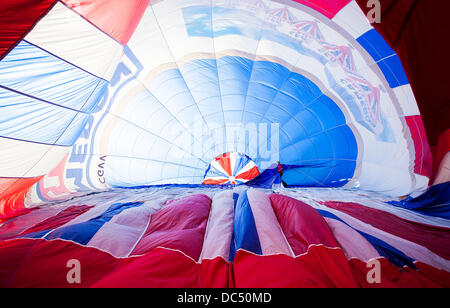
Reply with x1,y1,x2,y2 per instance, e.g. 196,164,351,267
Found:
0,0,435,217
0,0,449,289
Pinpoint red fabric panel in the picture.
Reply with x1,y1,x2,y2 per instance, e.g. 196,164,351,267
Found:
0,239,38,287
355,0,450,146
0,177,42,220
233,249,448,288
93,251,230,288
199,257,230,288
202,179,229,185
292,0,351,18
0,0,56,59
93,248,201,288
269,194,339,255
405,115,433,177
232,246,359,288
321,201,450,260
20,205,93,236
131,194,211,260
349,259,447,288
1,238,448,287
216,154,232,177
0,239,229,288
4,239,119,288
236,166,260,181
61,0,150,45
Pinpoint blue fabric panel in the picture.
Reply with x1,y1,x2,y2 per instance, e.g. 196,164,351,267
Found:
217,56,253,112
0,87,90,146
233,190,262,256
247,164,282,188
377,55,409,88
358,230,417,270
0,41,107,113
388,182,450,219
357,29,395,62
229,192,240,262
179,59,223,118
233,154,252,176
45,202,143,245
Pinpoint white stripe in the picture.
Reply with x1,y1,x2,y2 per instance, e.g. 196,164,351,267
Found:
210,159,230,177
394,85,421,117
87,200,164,258
247,188,294,257
235,160,257,178
0,137,69,178
332,1,373,39
25,2,123,81
229,152,238,176
200,190,235,261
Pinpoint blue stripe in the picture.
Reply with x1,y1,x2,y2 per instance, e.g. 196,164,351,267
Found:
357,29,395,62
0,41,107,112
377,55,410,88
233,154,252,176
45,202,143,245
388,182,450,219
316,209,416,269
206,165,228,178
232,190,262,256
0,87,91,146
229,193,240,262
0,85,90,115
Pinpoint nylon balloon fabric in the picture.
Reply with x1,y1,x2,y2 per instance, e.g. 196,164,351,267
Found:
0,0,448,288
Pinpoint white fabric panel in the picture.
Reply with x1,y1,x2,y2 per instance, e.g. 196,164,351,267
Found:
394,85,421,117
332,1,373,39
151,0,215,61
247,188,294,257
351,118,414,196
413,174,430,196
0,137,69,178
324,217,380,262
25,2,123,80
200,190,235,261
87,201,163,258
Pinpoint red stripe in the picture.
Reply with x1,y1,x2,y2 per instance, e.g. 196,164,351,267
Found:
202,178,229,185
292,0,351,19
20,205,93,236
269,194,340,255
321,201,450,260
405,115,433,177
0,239,230,288
61,0,150,46
0,0,56,59
93,252,230,288
235,166,260,181
1,238,448,287
0,177,43,220
216,153,232,177
131,194,211,260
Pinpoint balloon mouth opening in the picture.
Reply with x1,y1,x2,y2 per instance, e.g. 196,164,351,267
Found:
202,152,260,185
